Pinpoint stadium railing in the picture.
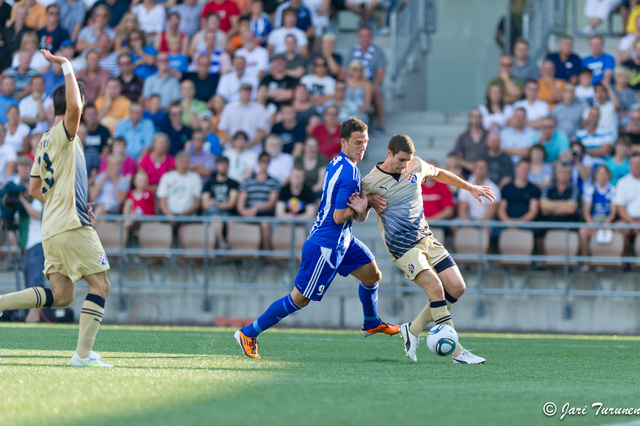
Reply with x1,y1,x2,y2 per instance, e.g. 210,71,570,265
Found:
1,215,639,318
389,0,436,97
523,0,567,64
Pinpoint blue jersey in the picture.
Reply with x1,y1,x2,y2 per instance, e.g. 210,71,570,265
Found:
308,151,361,250
583,182,616,216
582,53,615,85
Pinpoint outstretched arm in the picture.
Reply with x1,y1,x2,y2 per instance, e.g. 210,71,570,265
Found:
432,168,496,204
41,49,83,140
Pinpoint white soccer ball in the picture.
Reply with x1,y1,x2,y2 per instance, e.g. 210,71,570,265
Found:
426,324,459,356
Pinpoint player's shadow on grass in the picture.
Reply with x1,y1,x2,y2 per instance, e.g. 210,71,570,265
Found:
0,361,288,372
365,357,403,363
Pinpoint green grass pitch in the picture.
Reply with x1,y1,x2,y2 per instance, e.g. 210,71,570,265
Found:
1,323,639,426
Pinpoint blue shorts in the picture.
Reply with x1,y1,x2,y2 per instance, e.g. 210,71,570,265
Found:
295,237,374,301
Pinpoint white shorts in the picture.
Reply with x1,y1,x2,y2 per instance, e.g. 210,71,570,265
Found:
584,0,623,21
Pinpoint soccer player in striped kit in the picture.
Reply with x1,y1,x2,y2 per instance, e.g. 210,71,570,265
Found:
362,134,495,364
0,50,112,367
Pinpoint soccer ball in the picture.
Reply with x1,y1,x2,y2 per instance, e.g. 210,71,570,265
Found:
426,324,459,356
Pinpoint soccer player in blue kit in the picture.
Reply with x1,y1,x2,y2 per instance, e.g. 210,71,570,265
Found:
234,117,399,359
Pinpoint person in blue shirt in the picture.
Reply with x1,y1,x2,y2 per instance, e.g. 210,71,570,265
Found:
531,116,571,163
0,76,19,124
234,117,399,359
113,102,156,159
581,35,615,85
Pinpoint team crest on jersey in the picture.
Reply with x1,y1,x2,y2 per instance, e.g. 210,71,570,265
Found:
408,263,414,273
98,253,108,266
407,173,418,183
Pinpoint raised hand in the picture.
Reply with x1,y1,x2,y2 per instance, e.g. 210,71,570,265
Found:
41,49,69,65
469,185,496,205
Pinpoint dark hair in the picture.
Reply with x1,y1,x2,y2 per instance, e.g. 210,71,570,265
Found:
486,83,505,113
340,116,368,141
514,107,527,116
127,29,145,48
570,140,585,154
52,81,85,116
258,151,270,162
113,136,127,146
216,156,229,165
594,82,606,92
233,130,249,140
387,134,415,155
46,4,59,12
615,134,632,147
579,67,593,76
167,11,180,20
516,158,531,167
529,143,547,161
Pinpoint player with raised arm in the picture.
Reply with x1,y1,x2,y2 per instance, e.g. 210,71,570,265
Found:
0,50,113,368
234,117,399,359
361,134,495,364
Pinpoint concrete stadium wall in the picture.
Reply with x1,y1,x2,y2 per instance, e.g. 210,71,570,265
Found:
3,265,638,335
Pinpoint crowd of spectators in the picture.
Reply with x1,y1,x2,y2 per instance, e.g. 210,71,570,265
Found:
0,0,390,251
432,30,640,268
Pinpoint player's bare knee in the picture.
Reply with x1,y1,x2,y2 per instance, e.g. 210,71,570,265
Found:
52,291,74,307
447,277,466,298
298,298,311,307
362,270,382,286
456,280,467,295
98,279,111,298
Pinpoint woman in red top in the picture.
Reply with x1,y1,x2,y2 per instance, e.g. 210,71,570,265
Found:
200,0,240,33
153,12,188,53
123,170,156,232
138,133,175,191
310,105,341,160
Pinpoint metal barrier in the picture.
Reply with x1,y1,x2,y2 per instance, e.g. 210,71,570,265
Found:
389,0,436,97
1,216,639,319
523,0,567,63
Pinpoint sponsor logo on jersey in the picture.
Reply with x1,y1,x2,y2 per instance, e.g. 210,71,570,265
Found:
407,173,418,184
408,263,414,273
98,253,108,266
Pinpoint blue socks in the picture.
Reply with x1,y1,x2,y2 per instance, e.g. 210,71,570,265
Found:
359,282,382,330
241,294,302,338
